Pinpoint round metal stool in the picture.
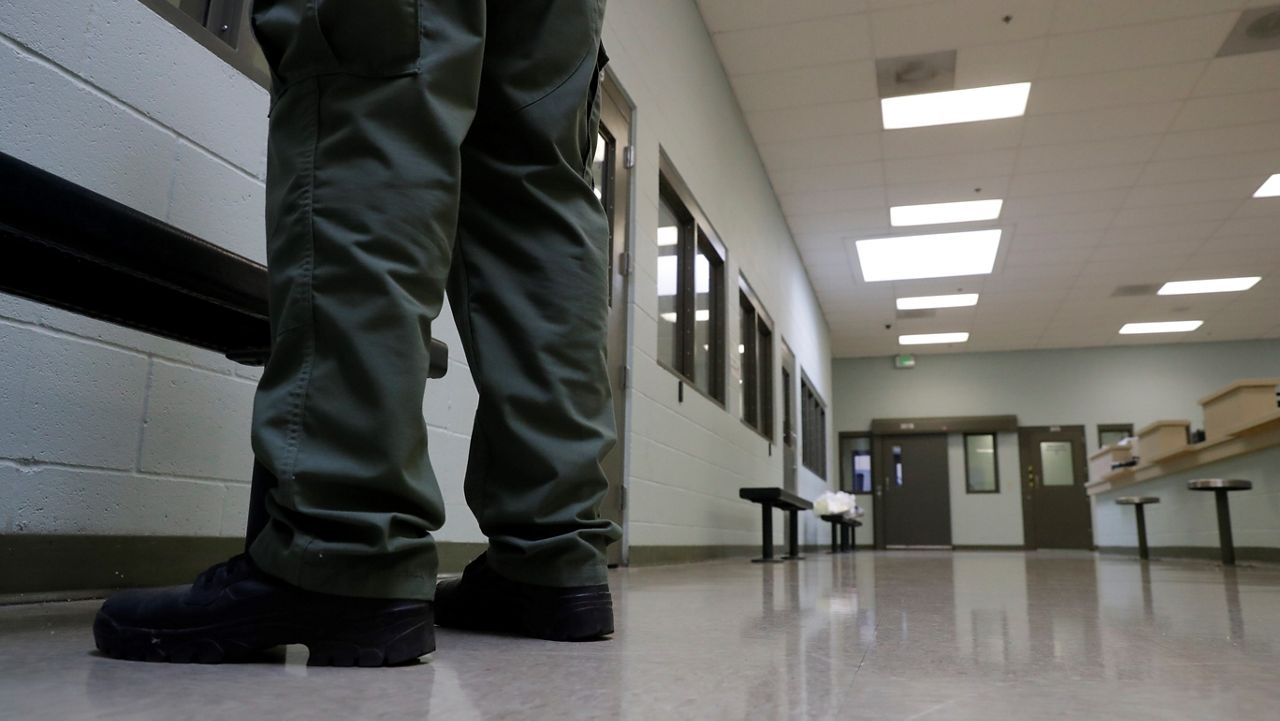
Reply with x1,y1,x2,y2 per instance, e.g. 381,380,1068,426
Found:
1116,496,1160,560
1187,479,1253,566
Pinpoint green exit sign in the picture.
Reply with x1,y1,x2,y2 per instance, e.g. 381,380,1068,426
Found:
894,354,916,369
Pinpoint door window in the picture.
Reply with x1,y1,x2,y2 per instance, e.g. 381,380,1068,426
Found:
1039,441,1075,486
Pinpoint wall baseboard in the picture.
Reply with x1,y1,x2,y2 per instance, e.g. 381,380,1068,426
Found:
1097,545,1280,564
627,545,760,566
0,535,490,602
953,544,1027,551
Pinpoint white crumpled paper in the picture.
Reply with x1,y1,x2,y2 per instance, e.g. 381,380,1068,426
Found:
814,491,864,519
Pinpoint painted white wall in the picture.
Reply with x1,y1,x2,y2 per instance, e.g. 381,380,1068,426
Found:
833,340,1280,551
945,432,1025,547
1093,446,1280,552
0,0,834,553
833,340,1280,456
605,0,833,551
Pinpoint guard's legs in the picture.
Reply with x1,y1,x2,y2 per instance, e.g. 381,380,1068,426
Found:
247,0,486,600
447,0,619,587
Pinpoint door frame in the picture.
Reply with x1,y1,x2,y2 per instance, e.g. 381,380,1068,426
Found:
599,68,636,566
779,341,798,494
1018,425,1093,551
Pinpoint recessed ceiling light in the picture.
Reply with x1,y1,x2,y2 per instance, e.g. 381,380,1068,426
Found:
1254,174,1280,198
1119,321,1204,335
890,199,1004,227
881,82,1031,130
896,293,980,310
855,229,1002,282
1158,277,1261,295
899,332,970,345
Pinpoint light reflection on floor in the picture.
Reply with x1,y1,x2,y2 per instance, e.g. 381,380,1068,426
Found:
2,551,1278,720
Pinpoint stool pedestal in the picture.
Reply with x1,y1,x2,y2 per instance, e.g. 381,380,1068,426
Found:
1188,479,1253,566
1116,496,1160,561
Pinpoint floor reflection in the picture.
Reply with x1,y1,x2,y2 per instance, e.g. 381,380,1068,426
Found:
3,552,1280,720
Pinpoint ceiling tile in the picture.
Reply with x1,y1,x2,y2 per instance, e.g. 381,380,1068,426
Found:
746,100,883,143
1038,13,1239,78
870,0,1057,58
884,149,1017,185
697,0,870,33
1048,0,1248,34
731,62,878,112
1021,102,1183,147
1194,50,1280,96
759,133,883,171
1015,136,1162,173
1026,62,1205,115
881,118,1024,159
768,161,886,195
1010,164,1145,197
711,13,873,76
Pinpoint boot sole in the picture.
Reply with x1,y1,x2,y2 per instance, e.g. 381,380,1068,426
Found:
93,605,434,667
437,586,614,642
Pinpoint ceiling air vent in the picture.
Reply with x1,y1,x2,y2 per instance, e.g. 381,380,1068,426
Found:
1218,5,1280,57
1110,284,1161,298
876,50,957,99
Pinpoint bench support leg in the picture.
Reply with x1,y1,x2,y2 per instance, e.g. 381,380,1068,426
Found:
752,505,783,563
1214,490,1236,567
829,521,839,554
784,509,804,560
850,524,857,553
1135,505,1150,561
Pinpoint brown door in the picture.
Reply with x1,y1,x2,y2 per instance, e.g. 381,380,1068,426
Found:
877,434,952,548
596,74,632,567
1019,426,1093,550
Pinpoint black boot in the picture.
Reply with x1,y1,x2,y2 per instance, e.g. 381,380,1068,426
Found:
93,554,433,666
434,554,613,642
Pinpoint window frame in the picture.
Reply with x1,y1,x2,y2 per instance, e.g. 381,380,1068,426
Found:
738,278,774,441
963,432,1000,494
800,374,827,479
137,0,271,88
655,159,727,406
1097,423,1134,449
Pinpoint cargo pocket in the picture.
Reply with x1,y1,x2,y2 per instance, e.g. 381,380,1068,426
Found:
252,0,423,101
581,44,609,178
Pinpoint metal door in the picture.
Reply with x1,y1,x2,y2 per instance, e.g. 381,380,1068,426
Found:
878,434,952,547
1019,426,1093,550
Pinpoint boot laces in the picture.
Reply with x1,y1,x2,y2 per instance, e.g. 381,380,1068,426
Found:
195,554,251,590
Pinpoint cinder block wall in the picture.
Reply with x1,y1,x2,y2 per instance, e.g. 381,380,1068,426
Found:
0,0,835,583
0,0,479,551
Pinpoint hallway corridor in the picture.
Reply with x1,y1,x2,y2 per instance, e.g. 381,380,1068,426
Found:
2,552,1277,720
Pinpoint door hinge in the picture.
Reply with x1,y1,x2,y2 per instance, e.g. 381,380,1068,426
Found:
619,364,629,390
618,251,633,277
623,145,636,169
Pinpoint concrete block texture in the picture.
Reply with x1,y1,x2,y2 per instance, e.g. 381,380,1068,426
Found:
139,360,255,482
0,37,176,221
0,320,149,471
0,464,228,536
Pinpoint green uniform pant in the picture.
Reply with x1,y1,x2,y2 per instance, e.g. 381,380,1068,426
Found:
245,0,619,601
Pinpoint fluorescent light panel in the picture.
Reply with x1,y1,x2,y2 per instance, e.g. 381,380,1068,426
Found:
1255,174,1280,198
881,82,1031,130
890,199,1003,227
1119,321,1203,335
899,332,970,346
1158,277,1260,295
896,293,980,310
856,229,1002,282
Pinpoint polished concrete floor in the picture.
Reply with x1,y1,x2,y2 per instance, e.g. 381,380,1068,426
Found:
2,551,1279,720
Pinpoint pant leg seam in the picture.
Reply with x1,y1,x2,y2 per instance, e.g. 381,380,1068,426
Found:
279,78,322,587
